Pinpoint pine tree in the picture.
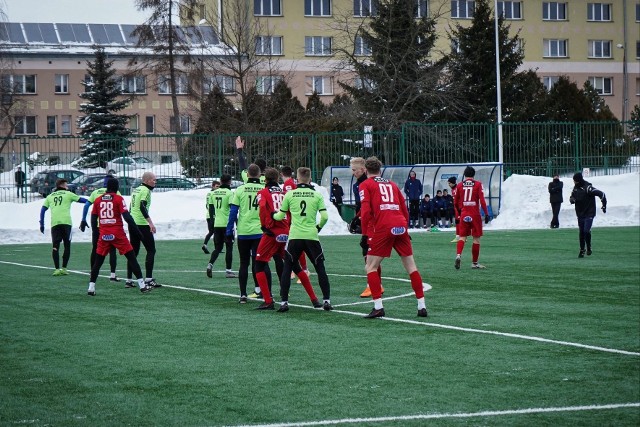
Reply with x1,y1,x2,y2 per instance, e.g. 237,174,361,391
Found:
77,47,133,168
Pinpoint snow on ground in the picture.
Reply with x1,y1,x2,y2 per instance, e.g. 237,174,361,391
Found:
0,172,638,245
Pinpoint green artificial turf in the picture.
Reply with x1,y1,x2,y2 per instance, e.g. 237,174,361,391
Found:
0,227,638,426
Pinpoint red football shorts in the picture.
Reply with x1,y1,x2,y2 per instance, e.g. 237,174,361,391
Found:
459,214,483,237
255,233,288,262
96,231,133,256
367,226,413,258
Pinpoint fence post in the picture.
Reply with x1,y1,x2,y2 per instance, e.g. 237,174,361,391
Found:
603,156,609,175
399,125,406,165
216,133,222,178
574,122,581,172
489,123,495,162
311,133,317,182
20,137,29,203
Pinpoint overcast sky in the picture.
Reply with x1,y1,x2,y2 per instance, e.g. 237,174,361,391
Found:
4,0,150,24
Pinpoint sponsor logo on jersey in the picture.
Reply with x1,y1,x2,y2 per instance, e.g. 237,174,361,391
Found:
463,215,473,223
391,226,406,235
276,234,288,243
100,219,117,224
102,194,113,201
380,203,400,211
102,234,115,241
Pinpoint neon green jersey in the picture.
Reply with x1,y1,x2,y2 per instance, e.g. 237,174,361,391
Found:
230,181,263,236
43,189,80,227
210,187,233,227
89,187,120,203
130,185,152,225
205,190,215,219
275,184,328,241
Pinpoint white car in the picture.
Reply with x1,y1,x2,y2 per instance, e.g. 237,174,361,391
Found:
105,156,153,174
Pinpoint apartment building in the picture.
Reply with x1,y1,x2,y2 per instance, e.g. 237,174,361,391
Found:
196,0,638,122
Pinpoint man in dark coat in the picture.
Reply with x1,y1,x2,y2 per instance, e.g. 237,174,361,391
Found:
403,170,422,228
15,166,26,198
548,174,563,228
569,172,607,258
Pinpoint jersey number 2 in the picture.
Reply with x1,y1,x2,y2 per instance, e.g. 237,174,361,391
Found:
99,201,114,219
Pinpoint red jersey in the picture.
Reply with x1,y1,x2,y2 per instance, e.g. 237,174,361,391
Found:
454,178,488,218
91,192,128,234
282,177,297,194
359,176,409,236
258,184,290,234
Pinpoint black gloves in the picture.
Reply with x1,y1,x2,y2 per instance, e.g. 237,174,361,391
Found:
455,217,460,225
80,220,88,232
601,197,607,213
316,225,322,233
360,235,368,250
39,222,44,234
484,215,491,224
261,226,275,237
348,216,361,234
569,196,576,204
225,233,235,244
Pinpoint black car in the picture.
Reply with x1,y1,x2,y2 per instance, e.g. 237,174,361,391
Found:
131,176,197,192
67,173,108,195
30,169,85,197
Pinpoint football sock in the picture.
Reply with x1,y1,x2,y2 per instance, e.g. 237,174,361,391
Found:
367,271,383,299
409,271,424,299
88,282,95,292
296,271,317,301
456,240,465,255
472,243,480,263
110,272,116,279
373,298,383,310
254,287,261,294
138,279,145,289
417,297,426,310
255,271,273,304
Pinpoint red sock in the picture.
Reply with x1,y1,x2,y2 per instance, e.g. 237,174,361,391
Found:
472,243,480,263
409,271,424,299
255,271,273,304
456,240,465,255
299,253,308,271
296,270,317,301
367,271,383,299
377,266,383,288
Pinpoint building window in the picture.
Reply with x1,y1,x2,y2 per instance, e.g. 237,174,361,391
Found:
587,3,611,21
46,116,57,135
416,0,428,17
354,76,376,91
83,74,94,93
588,40,612,58
170,115,191,133
305,36,332,56
204,76,235,94
588,77,612,95
54,74,69,94
542,76,559,91
305,76,333,95
145,116,155,134
305,0,331,16
451,0,475,18
129,115,139,132
354,0,378,17
497,1,522,19
636,77,640,95
637,3,640,21
354,36,372,56
543,39,568,57
636,41,640,59
255,36,283,55
121,75,146,94
254,0,282,16
256,76,282,94
1,75,36,94
61,115,71,135
543,2,567,20
158,75,189,94
14,116,37,135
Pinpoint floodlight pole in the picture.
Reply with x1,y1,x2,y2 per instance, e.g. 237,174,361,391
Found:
494,0,504,166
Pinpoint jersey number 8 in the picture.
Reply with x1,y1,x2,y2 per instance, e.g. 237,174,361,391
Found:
99,201,114,219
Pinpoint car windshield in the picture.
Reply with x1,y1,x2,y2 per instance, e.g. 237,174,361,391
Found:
133,156,152,163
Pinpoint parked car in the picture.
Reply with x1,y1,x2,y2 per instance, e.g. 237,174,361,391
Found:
131,176,197,192
116,176,137,196
67,173,108,195
30,169,85,197
105,156,153,174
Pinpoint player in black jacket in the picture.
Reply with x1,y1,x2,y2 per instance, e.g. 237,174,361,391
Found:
569,172,606,258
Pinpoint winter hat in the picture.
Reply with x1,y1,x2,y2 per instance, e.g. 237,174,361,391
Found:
106,178,119,193
447,176,457,184
573,172,584,183
103,174,115,187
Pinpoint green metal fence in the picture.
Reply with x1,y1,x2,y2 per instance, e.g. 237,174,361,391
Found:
1,121,637,203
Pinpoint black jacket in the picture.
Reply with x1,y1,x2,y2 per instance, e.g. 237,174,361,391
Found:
570,180,606,218
548,178,563,203
331,183,344,204
15,169,26,184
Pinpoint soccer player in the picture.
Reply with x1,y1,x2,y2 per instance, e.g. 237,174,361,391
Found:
359,157,428,318
351,157,384,298
206,175,237,279
235,135,266,185
126,171,159,288
569,172,606,257
80,175,121,283
87,178,152,296
254,168,321,310
453,166,491,270
202,180,220,254
226,164,267,303
39,178,88,276
448,177,461,242
281,165,309,282
273,167,333,312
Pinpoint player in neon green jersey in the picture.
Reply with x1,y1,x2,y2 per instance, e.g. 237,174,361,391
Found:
126,171,159,288
273,167,333,312
206,175,237,279
39,178,88,276
202,180,220,254
226,164,271,303
235,135,266,185
80,175,121,283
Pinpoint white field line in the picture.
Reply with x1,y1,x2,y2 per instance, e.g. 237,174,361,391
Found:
226,403,640,427
1,260,639,357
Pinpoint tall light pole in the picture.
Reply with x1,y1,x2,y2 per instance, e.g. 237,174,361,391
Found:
619,0,629,126
494,0,504,165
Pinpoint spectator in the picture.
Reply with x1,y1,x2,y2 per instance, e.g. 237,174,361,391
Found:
14,166,26,198
448,176,461,242
569,172,606,258
330,177,344,216
548,174,563,229
419,194,434,229
403,171,422,228
432,190,446,227
443,189,454,228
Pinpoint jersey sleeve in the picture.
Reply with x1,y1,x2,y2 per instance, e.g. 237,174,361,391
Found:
478,183,489,216
359,181,374,236
230,187,242,206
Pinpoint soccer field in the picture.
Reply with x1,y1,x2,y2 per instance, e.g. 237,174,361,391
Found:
1,228,639,426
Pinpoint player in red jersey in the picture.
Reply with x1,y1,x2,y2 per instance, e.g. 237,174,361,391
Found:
359,157,428,318
280,165,309,281
254,168,321,310
453,166,491,270
448,176,461,242
87,178,151,296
